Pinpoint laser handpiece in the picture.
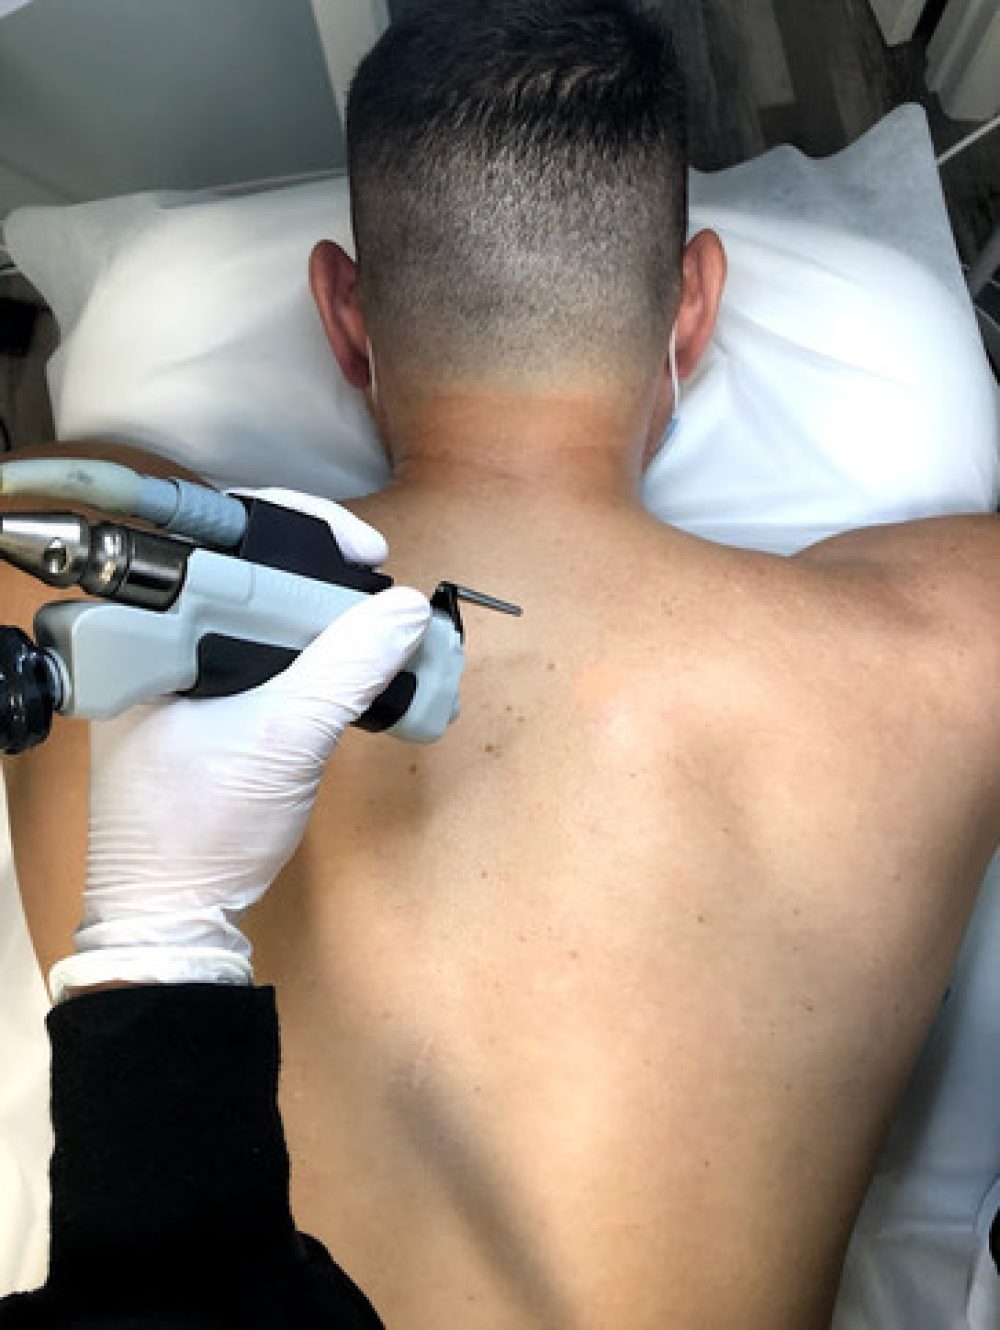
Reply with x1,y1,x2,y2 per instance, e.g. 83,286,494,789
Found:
0,512,191,609
0,493,521,754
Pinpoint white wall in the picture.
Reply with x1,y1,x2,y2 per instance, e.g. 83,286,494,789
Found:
309,0,389,121
0,0,346,216
865,0,927,46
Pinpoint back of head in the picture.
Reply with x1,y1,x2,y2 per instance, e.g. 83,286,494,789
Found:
347,0,688,394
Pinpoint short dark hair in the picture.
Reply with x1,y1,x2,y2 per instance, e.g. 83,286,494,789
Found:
347,0,688,389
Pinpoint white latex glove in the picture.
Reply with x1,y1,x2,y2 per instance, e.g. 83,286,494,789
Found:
47,489,431,1005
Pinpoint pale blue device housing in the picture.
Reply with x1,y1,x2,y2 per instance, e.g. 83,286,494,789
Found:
34,548,465,744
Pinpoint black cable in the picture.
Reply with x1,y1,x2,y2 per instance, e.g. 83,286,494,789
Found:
0,414,12,454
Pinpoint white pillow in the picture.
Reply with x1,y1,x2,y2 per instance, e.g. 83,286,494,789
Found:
7,178,388,502
3,102,997,556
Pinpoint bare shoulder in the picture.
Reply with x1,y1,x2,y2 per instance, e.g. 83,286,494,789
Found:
795,513,1000,669
793,513,1000,792
795,512,999,582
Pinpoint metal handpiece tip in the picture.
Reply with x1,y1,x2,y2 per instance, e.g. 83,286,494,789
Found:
453,585,524,617
0,513,92,586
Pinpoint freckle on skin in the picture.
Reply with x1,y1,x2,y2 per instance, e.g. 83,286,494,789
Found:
547,662,556,671
409,764,418,776
697,915,705,924
485,744,495,754
568,950,579,960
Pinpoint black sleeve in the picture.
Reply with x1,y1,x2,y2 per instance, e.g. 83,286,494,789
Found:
0,984,385,1329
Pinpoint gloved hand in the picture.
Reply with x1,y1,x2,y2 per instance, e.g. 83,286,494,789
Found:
46,489,431,1005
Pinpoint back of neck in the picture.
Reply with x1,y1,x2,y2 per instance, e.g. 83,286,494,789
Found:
376,386,651,508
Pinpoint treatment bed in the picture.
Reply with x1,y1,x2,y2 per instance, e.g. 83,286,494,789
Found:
0,101,998,1328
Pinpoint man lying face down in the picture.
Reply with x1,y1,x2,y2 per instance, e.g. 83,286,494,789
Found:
4,2,999,1328
322,0,715,473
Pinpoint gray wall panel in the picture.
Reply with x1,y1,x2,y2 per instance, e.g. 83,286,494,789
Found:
0,0,345,215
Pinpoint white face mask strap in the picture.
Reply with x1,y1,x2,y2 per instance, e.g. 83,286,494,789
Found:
669,325,681,417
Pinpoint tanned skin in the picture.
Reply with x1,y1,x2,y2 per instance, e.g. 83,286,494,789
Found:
3,230,998,1329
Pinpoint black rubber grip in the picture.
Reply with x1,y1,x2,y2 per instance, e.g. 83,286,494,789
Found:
233,498,393,595
183,634,417,733
186,500,411,729
184,636,299,699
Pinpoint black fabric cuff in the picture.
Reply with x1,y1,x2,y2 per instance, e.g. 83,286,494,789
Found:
45,983,301,1294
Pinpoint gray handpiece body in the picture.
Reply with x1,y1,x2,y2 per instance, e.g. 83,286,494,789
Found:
35,548,465,744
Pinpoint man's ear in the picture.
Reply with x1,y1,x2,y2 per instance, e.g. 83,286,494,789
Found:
309,241,372,391
674,230,727,380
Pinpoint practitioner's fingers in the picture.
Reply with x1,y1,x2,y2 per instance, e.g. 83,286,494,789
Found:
259,586,432,751
225,486,390,567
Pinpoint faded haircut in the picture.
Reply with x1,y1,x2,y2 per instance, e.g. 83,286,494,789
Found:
346,0,689,390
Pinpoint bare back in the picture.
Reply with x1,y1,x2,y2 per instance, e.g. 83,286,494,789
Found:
244,489,998,1330
5,452,998,1330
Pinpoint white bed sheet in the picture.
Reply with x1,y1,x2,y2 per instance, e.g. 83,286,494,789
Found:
1,104,998,1320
